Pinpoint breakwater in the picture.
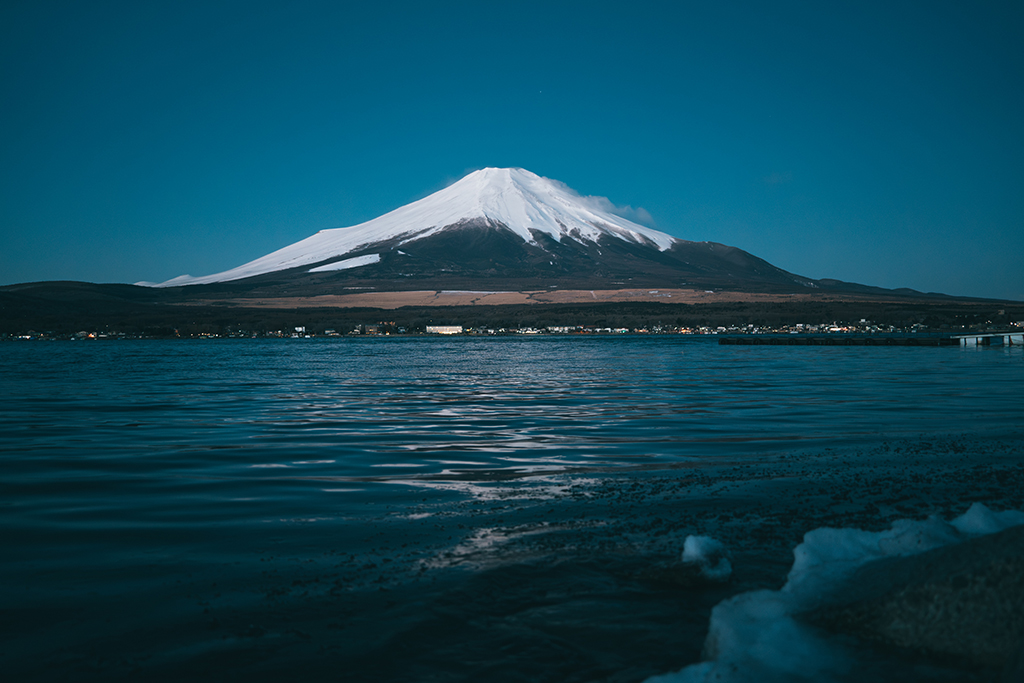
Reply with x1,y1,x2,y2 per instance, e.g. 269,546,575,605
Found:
719,335,959,346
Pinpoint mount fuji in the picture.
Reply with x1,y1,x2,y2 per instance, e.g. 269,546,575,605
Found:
4,168,999,335
149,168,821,294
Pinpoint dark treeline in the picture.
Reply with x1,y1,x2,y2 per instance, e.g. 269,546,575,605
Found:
2,283,1021,336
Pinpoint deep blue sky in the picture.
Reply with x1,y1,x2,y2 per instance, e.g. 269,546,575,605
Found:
2,1,1022,300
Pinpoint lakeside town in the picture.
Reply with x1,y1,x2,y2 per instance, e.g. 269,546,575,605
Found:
7,319,1023,341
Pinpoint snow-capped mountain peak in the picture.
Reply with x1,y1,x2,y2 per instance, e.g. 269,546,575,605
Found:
437,167,675,249
153,168,677,287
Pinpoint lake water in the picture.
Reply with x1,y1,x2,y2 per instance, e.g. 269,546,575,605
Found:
2,336,1022,681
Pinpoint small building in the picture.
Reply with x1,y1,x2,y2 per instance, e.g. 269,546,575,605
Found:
426,325,463,335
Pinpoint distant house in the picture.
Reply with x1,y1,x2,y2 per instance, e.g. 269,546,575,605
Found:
425,325,463,335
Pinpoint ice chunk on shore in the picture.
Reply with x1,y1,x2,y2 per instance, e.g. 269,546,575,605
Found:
951,502,1024,535
647,503,1024,683
682,535,732,582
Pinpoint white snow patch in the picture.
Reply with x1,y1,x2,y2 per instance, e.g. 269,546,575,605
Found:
308,253,381,272
439,290,504,295
646,503,1024,683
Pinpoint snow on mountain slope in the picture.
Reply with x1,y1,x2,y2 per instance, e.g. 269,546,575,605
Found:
152,168,679,287
307,253,382,272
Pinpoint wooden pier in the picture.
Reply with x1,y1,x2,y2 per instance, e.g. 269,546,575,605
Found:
950,332,1024,347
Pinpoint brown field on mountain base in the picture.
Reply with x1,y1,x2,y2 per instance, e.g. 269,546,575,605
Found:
182,288,837,309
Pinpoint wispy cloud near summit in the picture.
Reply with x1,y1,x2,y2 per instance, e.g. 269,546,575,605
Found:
546,178,656,228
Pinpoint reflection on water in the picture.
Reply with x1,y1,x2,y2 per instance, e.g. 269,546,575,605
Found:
4,337,1020,486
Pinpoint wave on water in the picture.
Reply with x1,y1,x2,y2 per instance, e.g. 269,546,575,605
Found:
648,503,1024,682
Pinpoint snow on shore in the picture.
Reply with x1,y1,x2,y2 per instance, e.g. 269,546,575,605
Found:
648,503,1024,683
